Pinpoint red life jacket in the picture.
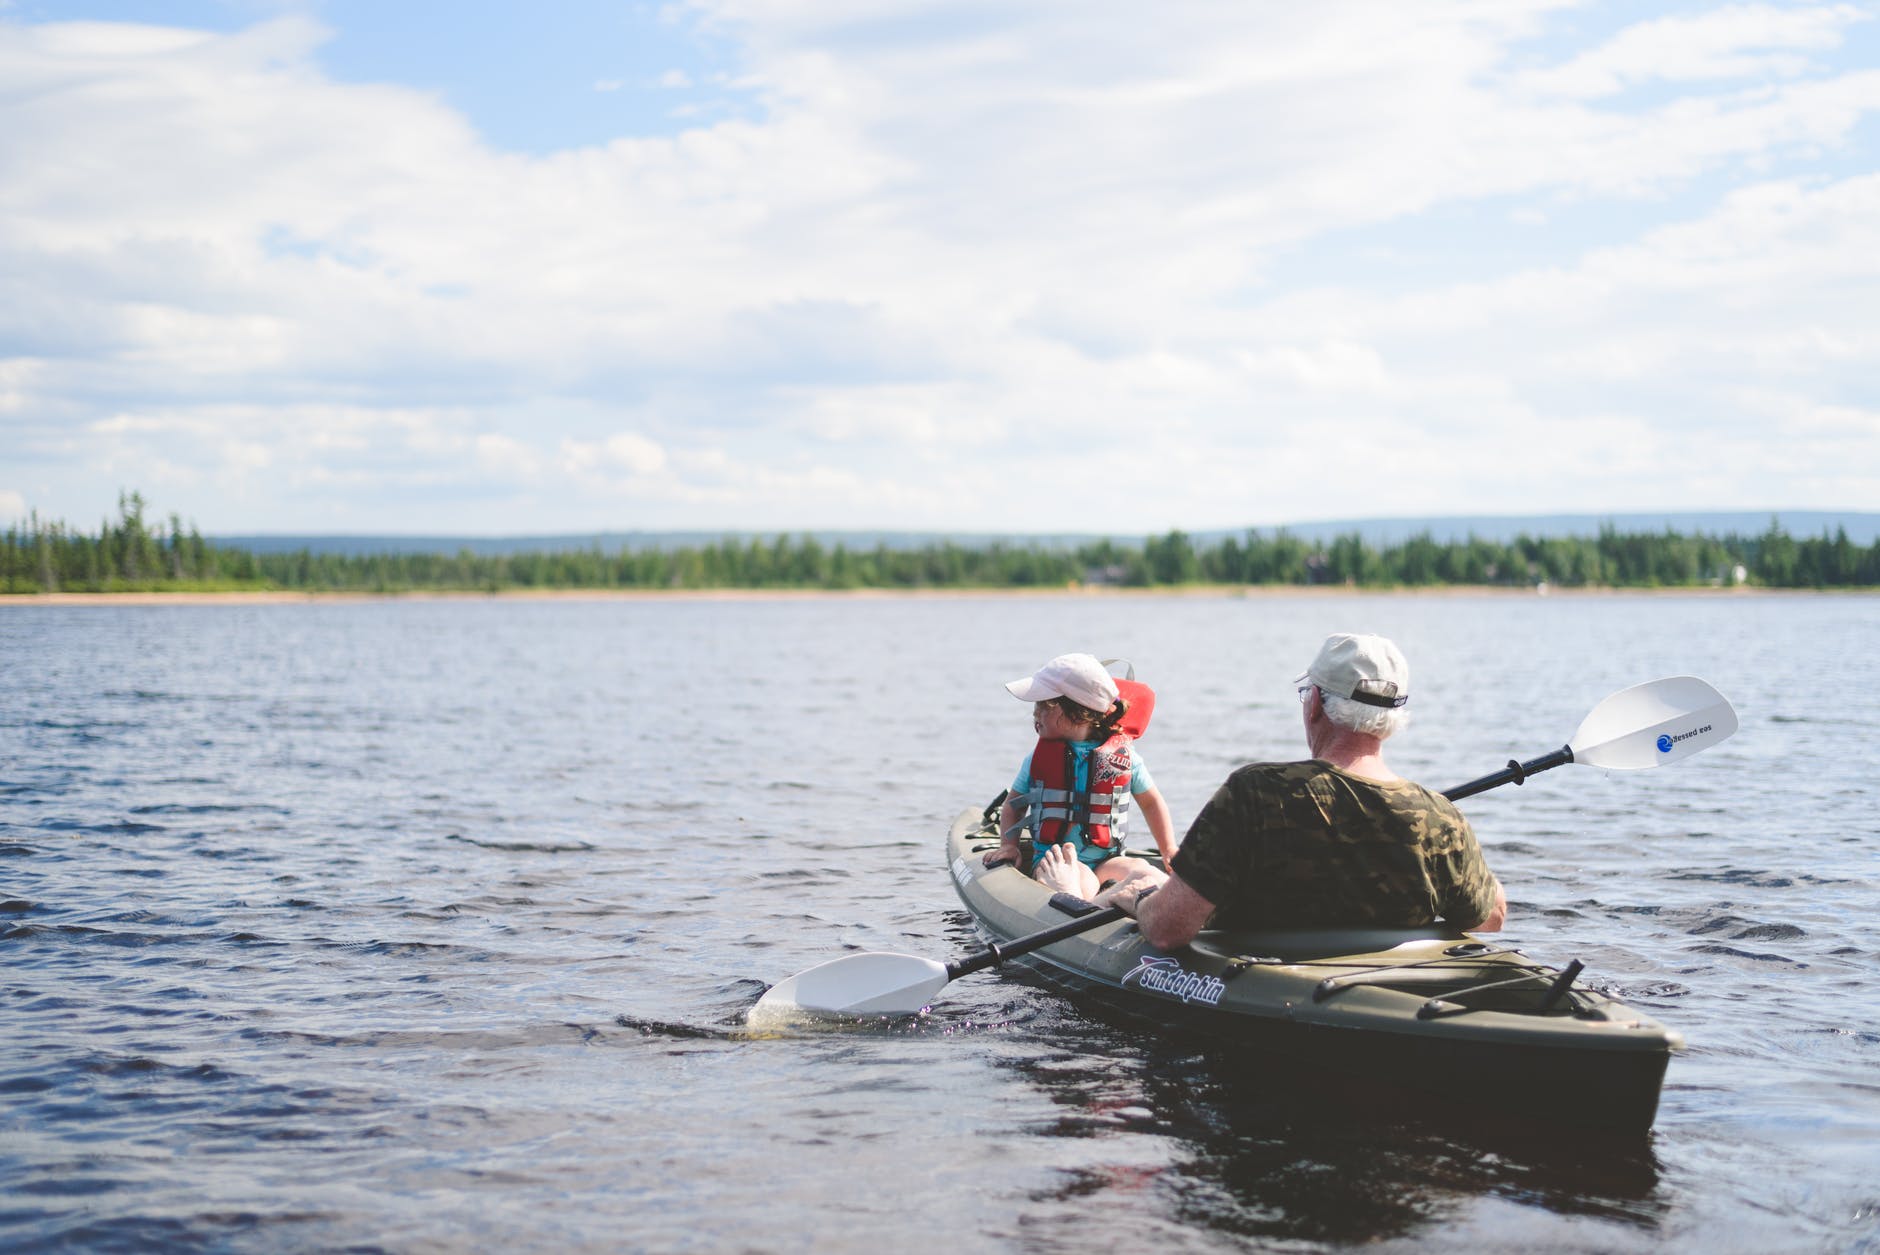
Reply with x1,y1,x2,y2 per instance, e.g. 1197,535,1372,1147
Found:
1028,731,1135,850
1021,677,1156,853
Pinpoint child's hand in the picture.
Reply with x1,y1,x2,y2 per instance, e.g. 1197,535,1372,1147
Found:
983,838,1021,868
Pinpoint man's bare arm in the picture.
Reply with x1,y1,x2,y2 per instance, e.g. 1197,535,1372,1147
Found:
1099,871,1216,951
1472,879,1507,932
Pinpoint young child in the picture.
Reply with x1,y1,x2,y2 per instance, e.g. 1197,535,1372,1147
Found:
985,652,1176,900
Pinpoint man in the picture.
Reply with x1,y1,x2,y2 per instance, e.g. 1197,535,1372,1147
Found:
1040,632,1505,950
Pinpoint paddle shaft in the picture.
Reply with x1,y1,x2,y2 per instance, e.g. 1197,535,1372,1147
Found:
1443,747,1573,802
946,903,1128,980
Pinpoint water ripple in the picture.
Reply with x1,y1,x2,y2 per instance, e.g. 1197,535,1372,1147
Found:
1,593,1875,1253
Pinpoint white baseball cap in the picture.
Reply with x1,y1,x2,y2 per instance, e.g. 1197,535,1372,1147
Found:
1005,653,1120,713
1296,633,1410,708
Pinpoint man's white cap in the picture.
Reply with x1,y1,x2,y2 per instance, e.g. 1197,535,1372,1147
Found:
1296,633,1410,708
1005,653,1120,713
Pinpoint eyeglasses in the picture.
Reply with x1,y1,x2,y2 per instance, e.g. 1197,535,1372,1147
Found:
1296,683,1316,704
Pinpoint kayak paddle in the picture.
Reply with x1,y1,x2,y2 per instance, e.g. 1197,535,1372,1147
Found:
749,898,1127,1024
1443,675,1737,800
751,674,1737,1020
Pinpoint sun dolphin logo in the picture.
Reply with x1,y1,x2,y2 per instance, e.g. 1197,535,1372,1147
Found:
1657,724,1714,754
1121,955,1225,1006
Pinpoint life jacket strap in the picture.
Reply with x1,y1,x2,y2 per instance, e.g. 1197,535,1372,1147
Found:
1009,781,1133,846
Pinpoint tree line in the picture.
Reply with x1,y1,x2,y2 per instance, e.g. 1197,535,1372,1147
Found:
4,492,1878,594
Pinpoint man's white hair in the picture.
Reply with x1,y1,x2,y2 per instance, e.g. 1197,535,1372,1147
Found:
1320,690,1410,740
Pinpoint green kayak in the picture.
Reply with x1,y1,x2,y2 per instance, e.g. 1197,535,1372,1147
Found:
946,804,1683,1133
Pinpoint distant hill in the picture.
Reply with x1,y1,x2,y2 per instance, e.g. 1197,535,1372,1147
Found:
1211,511,1880,546
212,510,1879,558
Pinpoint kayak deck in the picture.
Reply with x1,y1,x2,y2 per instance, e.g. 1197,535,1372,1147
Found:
945,805,1681,1132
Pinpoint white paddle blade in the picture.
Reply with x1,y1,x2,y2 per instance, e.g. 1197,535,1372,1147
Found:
1568,675,1738,771
750,952,951,1021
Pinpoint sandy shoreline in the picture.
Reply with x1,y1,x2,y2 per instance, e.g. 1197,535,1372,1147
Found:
0,583,1830,606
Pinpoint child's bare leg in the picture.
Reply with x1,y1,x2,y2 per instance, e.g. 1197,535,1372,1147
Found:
1094,856,1168,893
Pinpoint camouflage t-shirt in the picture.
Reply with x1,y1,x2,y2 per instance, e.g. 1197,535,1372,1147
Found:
1169,759,1499,929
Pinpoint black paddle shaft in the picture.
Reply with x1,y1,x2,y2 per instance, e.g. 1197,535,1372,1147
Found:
945,904,1128,980
1444,746,1574,802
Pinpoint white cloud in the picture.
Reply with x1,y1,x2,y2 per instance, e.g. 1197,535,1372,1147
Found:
1233,342,1392,397
602,433,668,475
1784,402,1880,439
1516,3,1867,99
1199,170,1880,518
0,358,36,413
474,433,543,476
0,4,1876,532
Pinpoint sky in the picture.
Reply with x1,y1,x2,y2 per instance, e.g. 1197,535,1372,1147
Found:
1,1,1877,536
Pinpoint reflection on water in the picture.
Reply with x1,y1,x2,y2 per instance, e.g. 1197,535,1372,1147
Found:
986,976,1666,1249
1153,1054,1664,1244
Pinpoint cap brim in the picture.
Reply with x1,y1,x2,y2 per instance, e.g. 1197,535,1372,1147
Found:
1006,676,1056,701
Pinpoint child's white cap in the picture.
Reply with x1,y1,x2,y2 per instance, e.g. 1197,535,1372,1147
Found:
1004,653,1119,713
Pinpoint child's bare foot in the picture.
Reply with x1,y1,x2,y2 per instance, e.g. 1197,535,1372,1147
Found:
1033,842,1100,898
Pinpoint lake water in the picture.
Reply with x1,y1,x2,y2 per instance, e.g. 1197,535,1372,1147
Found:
2,591,1876,1253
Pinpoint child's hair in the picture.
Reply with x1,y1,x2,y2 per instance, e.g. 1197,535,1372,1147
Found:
1042,694,1131,736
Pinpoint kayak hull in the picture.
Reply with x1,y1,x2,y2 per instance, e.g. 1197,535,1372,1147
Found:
945,806,1680,1133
